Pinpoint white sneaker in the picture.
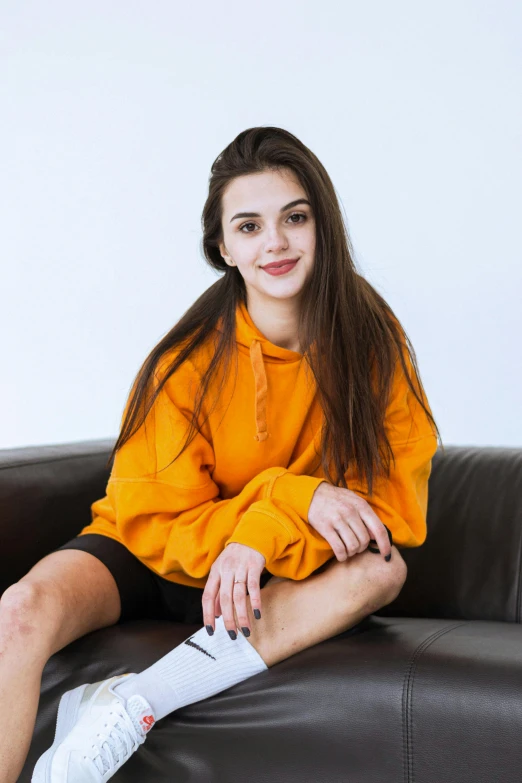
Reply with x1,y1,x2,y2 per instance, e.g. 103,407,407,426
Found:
32,673,156,782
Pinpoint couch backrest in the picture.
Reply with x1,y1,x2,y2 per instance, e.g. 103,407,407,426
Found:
1,441,522,623
0,439,114,595
377,445,522,623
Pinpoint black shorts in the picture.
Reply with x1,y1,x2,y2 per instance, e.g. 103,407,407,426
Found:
54,534,275,626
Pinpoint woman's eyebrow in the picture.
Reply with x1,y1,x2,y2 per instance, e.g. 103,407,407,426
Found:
229,198,311,223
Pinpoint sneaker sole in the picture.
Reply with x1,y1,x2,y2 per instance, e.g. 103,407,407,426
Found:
31,682,89,783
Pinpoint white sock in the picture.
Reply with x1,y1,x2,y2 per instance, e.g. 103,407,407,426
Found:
113,616,268,721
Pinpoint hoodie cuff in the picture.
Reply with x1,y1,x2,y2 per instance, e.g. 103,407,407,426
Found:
271,473,327,522
224,508,293,569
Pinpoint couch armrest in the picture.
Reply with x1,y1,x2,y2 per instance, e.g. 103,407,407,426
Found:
0,438,114,595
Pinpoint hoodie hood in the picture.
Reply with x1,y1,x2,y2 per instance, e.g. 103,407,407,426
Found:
235,300,304,443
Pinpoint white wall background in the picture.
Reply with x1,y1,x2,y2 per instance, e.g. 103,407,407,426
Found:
2,1,520,451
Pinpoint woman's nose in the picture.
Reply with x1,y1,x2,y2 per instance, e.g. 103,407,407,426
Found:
264,228,288,251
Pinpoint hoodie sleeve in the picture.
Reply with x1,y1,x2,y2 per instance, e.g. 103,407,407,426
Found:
225,337,439,574
224,430,437,576
80,355,327,581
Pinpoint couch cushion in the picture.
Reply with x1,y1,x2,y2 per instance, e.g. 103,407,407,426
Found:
22,615,522,783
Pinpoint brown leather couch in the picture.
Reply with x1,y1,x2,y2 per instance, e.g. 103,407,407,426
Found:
2,439,521,782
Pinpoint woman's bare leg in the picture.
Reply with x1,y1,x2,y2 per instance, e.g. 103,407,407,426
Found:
0,549,122,783
242,545,407,667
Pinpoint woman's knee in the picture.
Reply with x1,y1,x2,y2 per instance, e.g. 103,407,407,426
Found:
379,545,408,601
0,550,122,656
0,580,59,642
363,544,408,602
324,544,407,604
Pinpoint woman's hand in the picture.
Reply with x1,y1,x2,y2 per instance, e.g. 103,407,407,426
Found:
202,542,266,640
308,482,393,561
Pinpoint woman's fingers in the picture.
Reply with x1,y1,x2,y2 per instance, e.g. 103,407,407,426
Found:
219,570,239,639
220,571,260,639
247,573,262,621
201,570,221,633
327,525,358,561
233,574,251,637
203,543,266,637
339,495,393,560
359,509,393,559
336,512,371,556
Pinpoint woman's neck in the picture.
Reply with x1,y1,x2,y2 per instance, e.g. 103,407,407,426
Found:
246,296,302,353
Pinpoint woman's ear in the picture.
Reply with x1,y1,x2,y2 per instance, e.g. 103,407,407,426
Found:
219,242,235,266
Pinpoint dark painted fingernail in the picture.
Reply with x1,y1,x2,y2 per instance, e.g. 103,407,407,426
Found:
228,630,237,640
241,627,250,637
385,553,392,562
254,609,261,620
206,625,214,635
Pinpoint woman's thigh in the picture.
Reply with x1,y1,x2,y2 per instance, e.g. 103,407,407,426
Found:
3,534,294,658
2,547,122,659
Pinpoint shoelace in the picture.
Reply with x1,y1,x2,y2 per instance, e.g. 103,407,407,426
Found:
83,701,143,776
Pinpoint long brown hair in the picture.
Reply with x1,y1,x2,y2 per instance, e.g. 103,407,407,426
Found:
106,126,444,497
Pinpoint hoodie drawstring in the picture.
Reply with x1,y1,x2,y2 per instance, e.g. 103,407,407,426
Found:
249,340,269,441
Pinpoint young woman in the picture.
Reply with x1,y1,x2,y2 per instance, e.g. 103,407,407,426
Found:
2,127,441,783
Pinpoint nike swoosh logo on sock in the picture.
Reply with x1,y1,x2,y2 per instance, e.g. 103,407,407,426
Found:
184,637,216,660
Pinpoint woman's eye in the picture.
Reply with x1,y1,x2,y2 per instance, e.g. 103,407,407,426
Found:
239,213,307,233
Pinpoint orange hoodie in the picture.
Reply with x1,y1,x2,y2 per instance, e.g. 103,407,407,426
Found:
79,300,438,589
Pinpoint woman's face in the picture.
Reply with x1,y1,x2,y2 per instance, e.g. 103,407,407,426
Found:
218,168,316,305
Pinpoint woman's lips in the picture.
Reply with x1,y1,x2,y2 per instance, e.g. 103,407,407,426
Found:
262,259,299,276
